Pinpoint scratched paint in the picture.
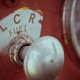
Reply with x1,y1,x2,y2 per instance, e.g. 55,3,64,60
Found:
0,8,43,55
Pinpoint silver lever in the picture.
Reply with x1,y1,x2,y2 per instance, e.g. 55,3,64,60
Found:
8,34,64,80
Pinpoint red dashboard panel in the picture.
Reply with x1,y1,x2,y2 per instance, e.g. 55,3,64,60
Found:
0,0,80,80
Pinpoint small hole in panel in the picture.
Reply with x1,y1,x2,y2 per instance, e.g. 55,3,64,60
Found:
10,0,15,4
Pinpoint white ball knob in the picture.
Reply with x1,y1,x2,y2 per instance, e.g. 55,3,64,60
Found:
24,36,64,80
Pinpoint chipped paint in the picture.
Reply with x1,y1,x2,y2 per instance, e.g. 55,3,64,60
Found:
18,7,29,10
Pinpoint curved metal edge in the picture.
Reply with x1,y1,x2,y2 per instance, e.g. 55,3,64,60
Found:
62,0,74,45
62,0,68,45
70,0,80,58
24,36,64,80
8,34,33,66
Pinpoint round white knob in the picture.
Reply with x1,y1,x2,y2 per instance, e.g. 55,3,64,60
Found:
24,36,64,80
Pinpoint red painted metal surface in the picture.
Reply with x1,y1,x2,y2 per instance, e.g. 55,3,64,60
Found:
4,0,19,8
0,0,80,80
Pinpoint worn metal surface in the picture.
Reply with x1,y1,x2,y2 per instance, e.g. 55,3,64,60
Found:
63,0,74,45
63,0,80,58
71,0,80,58
8,35,64,80
8,34,33,65
24,36,64,80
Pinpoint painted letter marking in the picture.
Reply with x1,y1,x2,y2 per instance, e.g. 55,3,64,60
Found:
14,14,21,24
0,25,7,32
29,13,35,23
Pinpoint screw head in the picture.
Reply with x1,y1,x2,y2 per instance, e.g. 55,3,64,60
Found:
4,0,19,8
